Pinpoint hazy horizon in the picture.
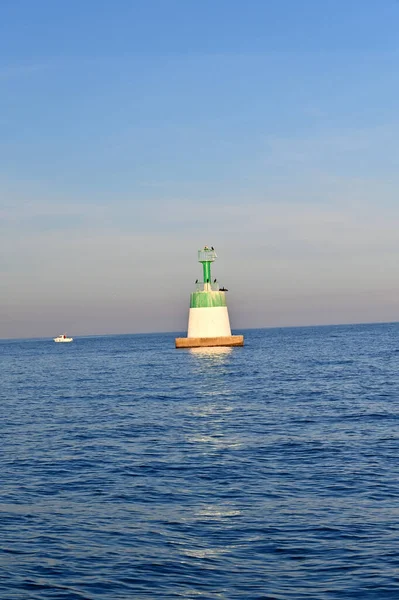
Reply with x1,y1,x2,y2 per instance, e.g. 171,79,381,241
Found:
2,1,399,339
2,320,399,342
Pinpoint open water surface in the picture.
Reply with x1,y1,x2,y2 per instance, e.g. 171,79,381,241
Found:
1,324,399,599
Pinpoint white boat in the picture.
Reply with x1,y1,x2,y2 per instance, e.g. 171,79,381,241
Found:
53,334,73,343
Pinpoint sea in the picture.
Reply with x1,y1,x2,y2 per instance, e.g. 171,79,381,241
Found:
1,323,399,599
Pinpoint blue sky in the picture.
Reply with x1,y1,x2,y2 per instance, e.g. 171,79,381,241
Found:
1,0,399,338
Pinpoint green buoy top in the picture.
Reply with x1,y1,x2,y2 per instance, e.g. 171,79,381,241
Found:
190,246,227,308
198,246,217,286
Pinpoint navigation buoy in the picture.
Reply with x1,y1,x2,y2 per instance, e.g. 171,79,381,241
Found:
175,247,244,348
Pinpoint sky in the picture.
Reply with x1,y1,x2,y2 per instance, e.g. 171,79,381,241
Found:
1,0,399,338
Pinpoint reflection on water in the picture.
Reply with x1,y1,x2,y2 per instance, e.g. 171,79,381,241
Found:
187,347,237,448
189,347,233,383
186,433,243,449
182,504,241,562
196,505,241,519
183,547,230,559
189,346,233,359
189,403,234,417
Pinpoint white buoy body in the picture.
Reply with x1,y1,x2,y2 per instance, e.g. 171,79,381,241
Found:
187,305,231,338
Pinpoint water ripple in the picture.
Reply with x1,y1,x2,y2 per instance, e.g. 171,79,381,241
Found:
1,325,399,598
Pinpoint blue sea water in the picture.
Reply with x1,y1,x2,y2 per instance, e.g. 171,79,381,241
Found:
1,324,399,599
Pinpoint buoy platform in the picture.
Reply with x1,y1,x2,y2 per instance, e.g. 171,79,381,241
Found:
175,335,244,348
